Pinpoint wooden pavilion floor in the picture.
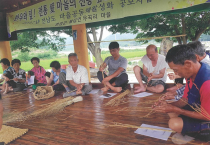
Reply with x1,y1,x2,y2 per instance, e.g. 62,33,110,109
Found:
1,83,209,145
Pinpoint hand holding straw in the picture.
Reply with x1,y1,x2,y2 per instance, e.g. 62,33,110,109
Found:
146,70,156,90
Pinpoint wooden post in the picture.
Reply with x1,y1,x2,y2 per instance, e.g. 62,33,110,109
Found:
72,24,90,81
0,41,12,67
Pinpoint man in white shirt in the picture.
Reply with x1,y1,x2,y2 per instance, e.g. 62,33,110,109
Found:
62,53,92,98
133,45,168,93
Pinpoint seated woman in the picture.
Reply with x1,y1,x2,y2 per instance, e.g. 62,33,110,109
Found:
45,61,65,91
0,58,13,92
3,59,26,94
27,57,47,85
0,94,3,131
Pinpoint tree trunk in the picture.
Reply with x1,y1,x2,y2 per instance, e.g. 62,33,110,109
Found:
181,14,187,44
86,27,104,67
93,43,103,67
159,38,173,56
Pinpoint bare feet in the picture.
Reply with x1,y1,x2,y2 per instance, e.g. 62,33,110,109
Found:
134,87,146,93
112,87,122,93
76,90,82,95
3,90,8,94
101,87,109,92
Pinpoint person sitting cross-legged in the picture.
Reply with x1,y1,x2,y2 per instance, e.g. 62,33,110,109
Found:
133,44,168,93
97,42,128,93
0,58,13,92
154,44,210,142
62,53,92,98
3,59,26,94
45,61,65,91
27,57,47,85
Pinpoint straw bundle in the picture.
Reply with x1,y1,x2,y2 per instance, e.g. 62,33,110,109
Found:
3,96,83,124
33,86,55,100
0,125,28,144
0,79,4,83
104,89,131,107
180,98,210,121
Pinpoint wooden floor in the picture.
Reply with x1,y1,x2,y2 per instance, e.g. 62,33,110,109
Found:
1,84,209,145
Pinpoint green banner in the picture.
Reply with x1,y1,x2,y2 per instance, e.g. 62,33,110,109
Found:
7,0,207,33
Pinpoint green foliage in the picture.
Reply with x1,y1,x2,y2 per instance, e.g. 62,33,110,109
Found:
108,11,210,44
13,49,58,62
0,49,146,74
10,31,66,52
18,52,31,62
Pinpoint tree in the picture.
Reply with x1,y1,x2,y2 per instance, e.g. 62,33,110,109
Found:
86,27,104,67
108,11,210,44
10,31,66,52
61,27,104,67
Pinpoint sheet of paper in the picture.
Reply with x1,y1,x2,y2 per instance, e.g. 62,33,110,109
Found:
100,93,117,98
87,89,100,94
28,76,35,85
132,92,153,98
134,124,172,141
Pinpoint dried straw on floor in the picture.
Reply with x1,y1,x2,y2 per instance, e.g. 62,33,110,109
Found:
4,96,83,124
2,92,28,99
0,125,28,144
104,89,131,107
106,122,175,132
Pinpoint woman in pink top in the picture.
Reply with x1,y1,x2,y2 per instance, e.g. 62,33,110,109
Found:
28,57,47,84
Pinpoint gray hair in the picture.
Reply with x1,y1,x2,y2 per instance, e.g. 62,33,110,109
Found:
187,41,205,57
68,53,78,59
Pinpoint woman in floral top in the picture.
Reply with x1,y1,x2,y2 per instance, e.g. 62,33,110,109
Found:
28,57,47,84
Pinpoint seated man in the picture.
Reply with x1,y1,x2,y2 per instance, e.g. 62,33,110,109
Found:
97,42,128,93
62,53,92,97
27,57,47,85
3,59,26,94
0,58,13,92
133,45,168,93
154,44,210,141
164,41,210,101
45,61,65,91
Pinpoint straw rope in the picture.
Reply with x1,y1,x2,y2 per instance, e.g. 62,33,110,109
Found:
2,92,29,99
33,86,55,100
66,89,77,94
175,80,210,120
101,122,201,145
3,96,83,124
0,125,28,144
104,89,131,107
107,122,175,132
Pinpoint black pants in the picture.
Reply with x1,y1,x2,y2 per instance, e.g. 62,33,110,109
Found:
7,81,26,92
97,71,128,87
45,72,64,91
175,78,184,85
